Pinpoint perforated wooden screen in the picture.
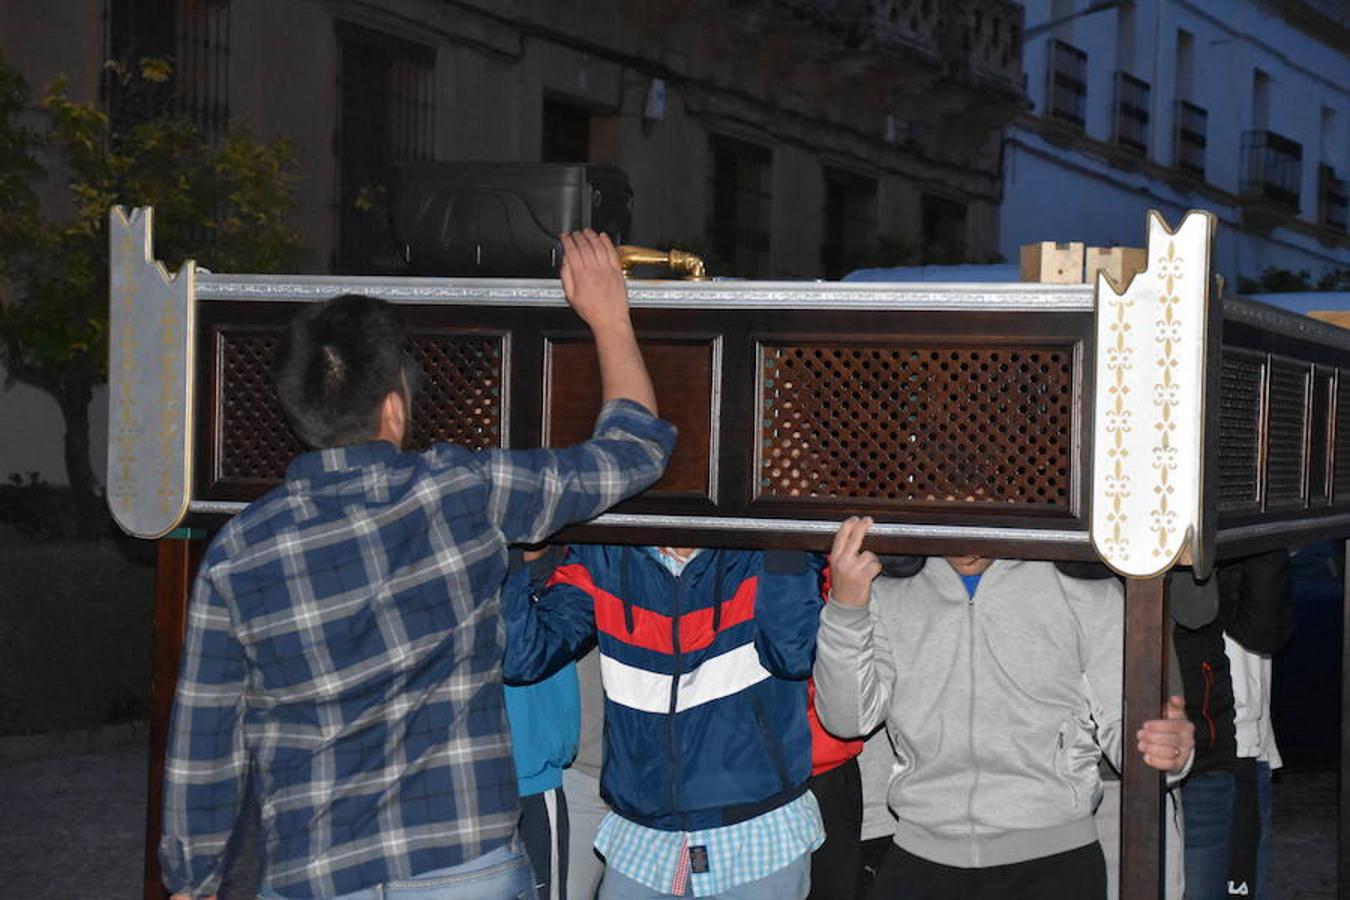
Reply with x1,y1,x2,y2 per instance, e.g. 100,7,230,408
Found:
210,330,504,493
757,343,1076,507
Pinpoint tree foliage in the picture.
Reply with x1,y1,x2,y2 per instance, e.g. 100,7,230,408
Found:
0,54,303,527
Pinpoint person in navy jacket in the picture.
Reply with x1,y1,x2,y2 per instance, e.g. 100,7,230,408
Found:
504,545,825,900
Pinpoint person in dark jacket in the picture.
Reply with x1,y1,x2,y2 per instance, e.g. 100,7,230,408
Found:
504,545,826,900
1172,549,1293,900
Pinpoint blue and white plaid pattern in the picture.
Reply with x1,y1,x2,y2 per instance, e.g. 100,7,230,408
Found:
160,399,675,899
594,792,824,896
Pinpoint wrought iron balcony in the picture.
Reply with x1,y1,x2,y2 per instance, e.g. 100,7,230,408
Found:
1241,130,1303,210
1173,100,1207,178
967,0,1024,88
770,0,1024,91
1112,72,1150,153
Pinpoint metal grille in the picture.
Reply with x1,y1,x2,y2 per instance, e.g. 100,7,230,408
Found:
1242,130,1304,209
104,0,230,137
1265,357,1309,508
708,134,772,278
215,331,503,482
176,0,231,139
758,344,1074,505
1217,351,1264,508
336,23,436,272
1047,39,1087,128
1113,71,1151,153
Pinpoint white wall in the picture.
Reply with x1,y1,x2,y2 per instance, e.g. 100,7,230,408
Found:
1004,0,1349,284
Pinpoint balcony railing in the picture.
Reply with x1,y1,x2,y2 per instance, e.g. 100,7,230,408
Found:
1320,164,1348,232
1112,72,1150,153
1241,130,1303,210
1174,100,1207,178
1047,39,1086,128
968,1,1023,87
870,0,940,49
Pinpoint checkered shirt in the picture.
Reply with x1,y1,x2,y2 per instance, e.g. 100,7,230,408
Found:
159,399,675,898
594,792,825,896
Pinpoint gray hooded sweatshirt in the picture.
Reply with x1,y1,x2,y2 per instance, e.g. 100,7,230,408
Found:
813,559,1124,869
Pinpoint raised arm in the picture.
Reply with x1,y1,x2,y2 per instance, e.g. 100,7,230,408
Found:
502,547,599,684
754,550,826,679
813,517,889,739
560,229,657,415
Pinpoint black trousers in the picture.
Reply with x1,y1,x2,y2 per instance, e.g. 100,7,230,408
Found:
807,756,864,900
521,787,571,900
865,841,1107,900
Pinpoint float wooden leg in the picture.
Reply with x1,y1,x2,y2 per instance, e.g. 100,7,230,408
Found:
1120,574,1166,900
144,534,206,900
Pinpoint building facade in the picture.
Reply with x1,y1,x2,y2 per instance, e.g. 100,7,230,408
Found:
0,0,1027,486
1003,0,1349,288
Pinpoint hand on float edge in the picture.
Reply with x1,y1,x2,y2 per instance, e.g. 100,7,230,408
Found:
829,516,882,608
1137,695,1195,774
559,229,629,334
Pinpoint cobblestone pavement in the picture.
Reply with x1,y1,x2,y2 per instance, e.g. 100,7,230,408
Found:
0,730,1339,898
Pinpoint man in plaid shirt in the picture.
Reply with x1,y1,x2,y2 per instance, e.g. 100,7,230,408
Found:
160,230,676,900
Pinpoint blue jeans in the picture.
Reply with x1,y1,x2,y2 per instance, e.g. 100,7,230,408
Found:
1180,761,1271,899
598,852,811,900
258,842,536,900
1254,762,1272,899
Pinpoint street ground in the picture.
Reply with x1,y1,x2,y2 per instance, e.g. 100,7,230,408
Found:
0,726,1338,898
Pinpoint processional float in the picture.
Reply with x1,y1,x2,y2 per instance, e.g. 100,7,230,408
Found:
108,206,1350,900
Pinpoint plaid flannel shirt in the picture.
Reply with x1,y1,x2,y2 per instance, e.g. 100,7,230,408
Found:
594,792,824,895
160,399,675,898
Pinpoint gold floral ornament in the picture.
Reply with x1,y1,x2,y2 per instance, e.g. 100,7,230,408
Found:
1091,211,1217,578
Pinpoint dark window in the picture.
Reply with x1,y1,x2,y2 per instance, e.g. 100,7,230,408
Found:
105,0,230,138
921,195,967,264
821,168,877,279
1047,39,1087,128
1175,30,1195,102
1174,100,1208,178
708,134,772,278
335,23,435,272
542,98,591,163
1319,164,1348,232
1112,71,1151,153
1241,130,1303,210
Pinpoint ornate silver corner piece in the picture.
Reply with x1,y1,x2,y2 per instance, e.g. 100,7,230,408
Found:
106,207,196,539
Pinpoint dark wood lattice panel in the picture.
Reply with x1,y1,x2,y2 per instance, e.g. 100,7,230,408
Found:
1336,369,1350,502
1217,350,1264,510
217,333,306,481
407,335,504,451
215,331,503,484
1264,356,1309,509
757,343,1075,506
1309,368,1334,505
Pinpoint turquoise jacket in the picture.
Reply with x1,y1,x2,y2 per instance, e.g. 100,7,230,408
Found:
504,562,581,797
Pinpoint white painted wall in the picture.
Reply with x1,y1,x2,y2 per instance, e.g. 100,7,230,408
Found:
1003,0,1349,284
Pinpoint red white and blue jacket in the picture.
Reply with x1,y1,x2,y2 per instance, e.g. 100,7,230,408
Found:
503,545,822,831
